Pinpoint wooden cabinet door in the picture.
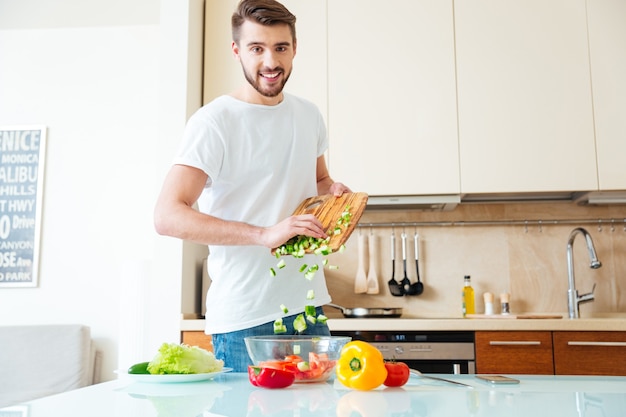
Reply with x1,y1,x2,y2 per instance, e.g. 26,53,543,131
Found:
587,0,626,190
553,331,626,376
181,331,213,352
327,0,460,196
455,0,597,194
475,331,554,374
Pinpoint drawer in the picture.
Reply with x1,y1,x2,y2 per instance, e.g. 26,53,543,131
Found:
475,331,554,374
553,331,626,376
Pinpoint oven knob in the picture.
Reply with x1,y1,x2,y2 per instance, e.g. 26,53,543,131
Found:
394,345,404,355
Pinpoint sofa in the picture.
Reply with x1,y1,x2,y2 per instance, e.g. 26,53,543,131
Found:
0,324,101,408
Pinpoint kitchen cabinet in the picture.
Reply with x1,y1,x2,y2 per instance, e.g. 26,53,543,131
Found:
553,331,626,376
326,0,460,196
475,331,555,374
181,331,213,352
477,331,626,376
455,0,598,194
587,0,626,190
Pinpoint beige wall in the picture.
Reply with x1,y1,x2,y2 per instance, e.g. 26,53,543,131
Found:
325,203,626,318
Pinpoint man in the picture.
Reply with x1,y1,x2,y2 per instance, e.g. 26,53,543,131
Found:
154,0,350,371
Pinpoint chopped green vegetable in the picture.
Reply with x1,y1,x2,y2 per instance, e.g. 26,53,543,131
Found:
297,361,310,371
306,315,317,325
304,305,316,317
306,290,315,300
316,314,328,324
277,259,286,269
304,265,318,280
269,268,276,277
328,264,339,270
273,318,287,334
280,304,289,314
147,343,223,375
293,344,301,355
293,314,307,333
314,245,331,256
299,263,308,273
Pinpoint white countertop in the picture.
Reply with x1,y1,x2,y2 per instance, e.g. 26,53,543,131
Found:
5,372,626,416
181,315,626,332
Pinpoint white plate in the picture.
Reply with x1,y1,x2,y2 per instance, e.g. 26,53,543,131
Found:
119,368,232,383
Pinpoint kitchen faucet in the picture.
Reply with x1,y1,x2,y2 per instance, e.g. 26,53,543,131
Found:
566,227,601,319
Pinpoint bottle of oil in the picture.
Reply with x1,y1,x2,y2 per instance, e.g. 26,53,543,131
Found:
462,275,475,317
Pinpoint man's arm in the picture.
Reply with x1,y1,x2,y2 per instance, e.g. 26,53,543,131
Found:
316,155,351,196
154,164,328,248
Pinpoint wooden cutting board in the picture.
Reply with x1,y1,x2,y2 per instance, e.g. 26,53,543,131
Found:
289,192,368,253
466,314,563,319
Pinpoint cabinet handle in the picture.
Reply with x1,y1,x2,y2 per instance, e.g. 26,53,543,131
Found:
489,341,541,346
567,341,626,347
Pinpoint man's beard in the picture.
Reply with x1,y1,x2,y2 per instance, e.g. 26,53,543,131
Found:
242,65,291,98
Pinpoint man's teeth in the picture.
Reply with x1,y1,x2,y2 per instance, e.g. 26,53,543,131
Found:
263,72,279,78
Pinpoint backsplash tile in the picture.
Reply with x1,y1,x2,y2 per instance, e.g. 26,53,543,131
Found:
325,202,626,318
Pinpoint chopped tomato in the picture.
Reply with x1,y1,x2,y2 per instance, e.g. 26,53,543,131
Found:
284,354,304,363
258,353,336,382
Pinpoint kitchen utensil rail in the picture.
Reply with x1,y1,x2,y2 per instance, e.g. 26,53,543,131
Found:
357,218,625,231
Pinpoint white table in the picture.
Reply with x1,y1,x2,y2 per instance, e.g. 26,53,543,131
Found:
3,373,626,416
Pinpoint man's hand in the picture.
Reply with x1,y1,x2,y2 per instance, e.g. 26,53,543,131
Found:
262,214,328,250
329,182,351,197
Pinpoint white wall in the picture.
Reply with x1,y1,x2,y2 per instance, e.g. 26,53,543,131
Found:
0,0,202,382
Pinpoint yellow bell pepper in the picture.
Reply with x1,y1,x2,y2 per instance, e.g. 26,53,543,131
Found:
336,341,388,390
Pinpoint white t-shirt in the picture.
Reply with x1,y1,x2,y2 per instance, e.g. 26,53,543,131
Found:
174,93,332,334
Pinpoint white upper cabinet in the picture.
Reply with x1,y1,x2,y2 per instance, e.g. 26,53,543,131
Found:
587,0,626,190
327,0,460,196
455,0,598,194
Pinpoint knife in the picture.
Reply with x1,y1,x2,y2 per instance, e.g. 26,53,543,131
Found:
410,369,474,388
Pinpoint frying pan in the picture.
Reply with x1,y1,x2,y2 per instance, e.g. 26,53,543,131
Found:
326,303,403,318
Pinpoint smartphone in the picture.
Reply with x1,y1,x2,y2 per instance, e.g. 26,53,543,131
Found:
475,375,520,384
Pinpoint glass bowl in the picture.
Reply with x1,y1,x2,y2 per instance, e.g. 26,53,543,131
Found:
244,335,351,383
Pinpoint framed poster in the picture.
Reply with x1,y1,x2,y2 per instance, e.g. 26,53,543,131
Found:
0,126,47,288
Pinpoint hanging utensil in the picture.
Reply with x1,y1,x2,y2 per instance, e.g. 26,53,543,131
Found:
388,230,404,296
366,229,380,294
400,231,412,294
354,231,368,294
408,232,424,295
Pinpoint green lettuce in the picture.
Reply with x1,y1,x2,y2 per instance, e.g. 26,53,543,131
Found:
147,343,224,374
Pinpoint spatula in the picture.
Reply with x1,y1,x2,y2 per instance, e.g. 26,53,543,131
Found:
354,232,368,294
400,232,412,294
388,231,404,296
405,232,424,296
366,230,380,294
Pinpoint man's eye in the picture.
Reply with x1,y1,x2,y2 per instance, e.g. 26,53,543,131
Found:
251,47,262,53
276,47,287,52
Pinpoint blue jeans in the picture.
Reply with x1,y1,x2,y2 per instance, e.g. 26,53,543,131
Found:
212,307,330,372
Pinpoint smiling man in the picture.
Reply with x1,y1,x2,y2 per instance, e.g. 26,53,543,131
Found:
231,9,294,103
154,0,350,372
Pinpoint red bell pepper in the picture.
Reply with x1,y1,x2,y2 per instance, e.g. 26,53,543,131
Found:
248,365,295,389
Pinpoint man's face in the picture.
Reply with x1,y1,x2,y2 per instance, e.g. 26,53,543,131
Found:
232,20,296,101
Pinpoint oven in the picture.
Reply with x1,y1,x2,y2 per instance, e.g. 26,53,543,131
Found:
332,330,475,374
